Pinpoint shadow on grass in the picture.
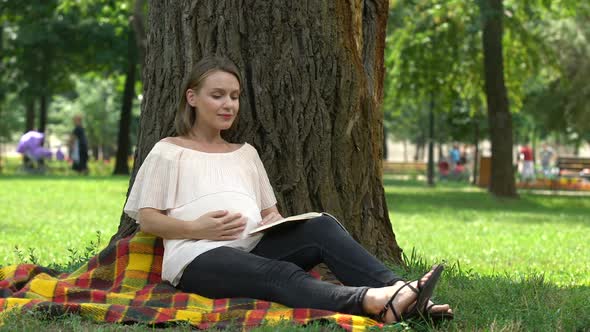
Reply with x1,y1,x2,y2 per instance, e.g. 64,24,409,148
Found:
384,178,590,225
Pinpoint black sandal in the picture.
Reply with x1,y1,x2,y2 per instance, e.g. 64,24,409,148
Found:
426,303,454,323
377,265,445,323
377,281,418,322
405,264,445,319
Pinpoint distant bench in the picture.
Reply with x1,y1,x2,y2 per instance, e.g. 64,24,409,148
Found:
557,157,590,179
383,161,427,174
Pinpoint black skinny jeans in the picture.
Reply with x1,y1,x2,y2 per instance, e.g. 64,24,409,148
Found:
177,215,402,316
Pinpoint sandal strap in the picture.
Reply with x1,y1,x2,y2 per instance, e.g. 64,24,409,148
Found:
427,303,435,311
377,281,418,322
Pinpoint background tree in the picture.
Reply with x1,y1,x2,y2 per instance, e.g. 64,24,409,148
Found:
113,0,147,175
1,0,140,165
384,1,487,184
478,0,518,197
384,0,574,194
110,1,403,262
522,8,590,149
2,1,96,134
57,0,145,170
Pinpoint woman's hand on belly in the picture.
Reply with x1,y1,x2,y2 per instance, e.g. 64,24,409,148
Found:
190,210,247,241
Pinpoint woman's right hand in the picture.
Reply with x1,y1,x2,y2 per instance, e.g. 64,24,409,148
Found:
190,210,247,241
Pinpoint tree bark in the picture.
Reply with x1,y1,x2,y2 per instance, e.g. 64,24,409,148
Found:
480,0,517,197
113,26,137,175
110,0,403,263
132,0,147,71
382,126,388,160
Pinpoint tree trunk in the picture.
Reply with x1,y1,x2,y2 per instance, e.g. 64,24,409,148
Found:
480,0,517,197
427,95,435,186
132,0,147,72
113,26,137,176
419,141,426,161
472,120,480,185
403,140,408,162
38,95,48,134
382,126,388,160
110,0,402,263
25,99,35,132
91,146,99,161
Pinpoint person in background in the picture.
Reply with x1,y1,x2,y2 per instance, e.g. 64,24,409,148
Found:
449,144,461,171
459,145,468,166
519,143,535,182
16,130,52,173
540,143,555,177
69,114,89,174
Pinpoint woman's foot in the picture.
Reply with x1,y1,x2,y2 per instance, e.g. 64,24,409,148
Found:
362,267,453,323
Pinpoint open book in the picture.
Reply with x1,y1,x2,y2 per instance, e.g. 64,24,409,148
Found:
248,212,322,235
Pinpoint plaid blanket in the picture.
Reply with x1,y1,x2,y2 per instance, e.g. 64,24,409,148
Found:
0,232,381,330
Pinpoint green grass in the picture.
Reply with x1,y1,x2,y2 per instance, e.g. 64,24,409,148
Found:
385,176,590,287
1,173,589,331
384,176,590,331
0,175,127,267
0,155,117,176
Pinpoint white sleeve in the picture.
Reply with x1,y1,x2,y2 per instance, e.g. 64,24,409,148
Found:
252,148,277,210
123,149,179,221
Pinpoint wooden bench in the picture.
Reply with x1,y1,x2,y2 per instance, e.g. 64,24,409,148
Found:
556,157,590,179
383,161,427,174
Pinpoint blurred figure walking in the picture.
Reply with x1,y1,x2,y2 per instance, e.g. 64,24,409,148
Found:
540,143,555,177
69,114,89,174
519,143,535,183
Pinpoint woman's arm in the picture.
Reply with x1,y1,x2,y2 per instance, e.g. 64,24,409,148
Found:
259,205,283,225
138,208,246,240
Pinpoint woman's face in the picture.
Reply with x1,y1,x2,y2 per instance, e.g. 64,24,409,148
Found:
187,70,240,132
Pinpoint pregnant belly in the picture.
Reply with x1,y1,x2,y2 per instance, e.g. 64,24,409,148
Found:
168,191,262,238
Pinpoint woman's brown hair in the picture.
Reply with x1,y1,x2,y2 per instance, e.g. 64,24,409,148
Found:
175,56,242,136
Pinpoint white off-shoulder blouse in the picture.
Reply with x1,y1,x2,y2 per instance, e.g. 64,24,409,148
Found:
124,141,277,286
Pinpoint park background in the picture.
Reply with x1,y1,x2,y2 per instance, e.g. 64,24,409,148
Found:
1,1,590,331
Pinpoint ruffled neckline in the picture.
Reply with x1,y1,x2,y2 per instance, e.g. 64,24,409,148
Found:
157,141,249,156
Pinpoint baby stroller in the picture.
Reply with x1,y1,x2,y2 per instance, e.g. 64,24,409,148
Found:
16,131,52,174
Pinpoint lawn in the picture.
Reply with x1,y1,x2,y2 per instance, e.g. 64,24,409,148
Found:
385,176,590,287
0,175,126,267
0,173,589,331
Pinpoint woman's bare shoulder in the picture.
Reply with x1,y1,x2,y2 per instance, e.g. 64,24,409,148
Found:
229,143,245,150
159,136,181,144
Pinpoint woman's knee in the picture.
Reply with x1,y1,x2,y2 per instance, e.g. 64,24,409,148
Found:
303,215,347,234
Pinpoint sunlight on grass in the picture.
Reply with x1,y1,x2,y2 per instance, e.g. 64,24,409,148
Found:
384,176,590,287
1,174,589,330
2,174,588,288
0,176,127,266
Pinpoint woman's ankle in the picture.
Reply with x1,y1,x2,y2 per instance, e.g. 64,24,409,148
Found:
362,281,405,315
362,288,383,315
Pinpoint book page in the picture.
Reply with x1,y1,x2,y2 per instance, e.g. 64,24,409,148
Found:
248,212,322,235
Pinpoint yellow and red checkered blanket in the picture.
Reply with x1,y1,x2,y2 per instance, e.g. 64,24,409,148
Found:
0,232,380,330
